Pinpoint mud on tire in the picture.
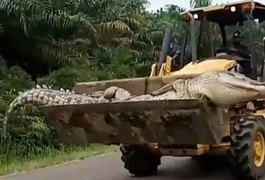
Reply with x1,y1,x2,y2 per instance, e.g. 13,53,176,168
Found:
120,144,161,177
228,116,265,180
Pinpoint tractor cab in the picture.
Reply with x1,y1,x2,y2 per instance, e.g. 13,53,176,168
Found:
151,1,265,80
179,0,265,80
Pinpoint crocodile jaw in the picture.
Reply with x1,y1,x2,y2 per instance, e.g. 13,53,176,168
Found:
194,71,264,106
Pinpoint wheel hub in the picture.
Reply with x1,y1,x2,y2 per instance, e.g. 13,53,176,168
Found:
253,132,265,167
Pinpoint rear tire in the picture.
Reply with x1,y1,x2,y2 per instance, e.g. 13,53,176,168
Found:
228,116,265,180
120,144,161,177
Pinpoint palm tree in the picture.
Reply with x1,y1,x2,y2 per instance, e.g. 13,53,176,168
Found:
0,0,95,77
190,0,212,8
0,0,186,79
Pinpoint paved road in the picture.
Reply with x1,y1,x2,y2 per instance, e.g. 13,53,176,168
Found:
2,152,234,180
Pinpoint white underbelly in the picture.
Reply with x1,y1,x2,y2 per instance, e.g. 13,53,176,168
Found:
203,86,259,105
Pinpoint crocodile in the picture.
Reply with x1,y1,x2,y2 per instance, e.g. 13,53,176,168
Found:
3,70,265,138
125,71,265,105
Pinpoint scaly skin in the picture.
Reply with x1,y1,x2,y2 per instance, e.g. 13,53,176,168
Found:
2,85,132,137
3,71,265,139
2,85,102,138
127,71,265,106
5,71,265,119
185,71,265,105
5,85,131,116
5,71,265,116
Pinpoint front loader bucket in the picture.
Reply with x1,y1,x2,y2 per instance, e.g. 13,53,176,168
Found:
42,99,230,146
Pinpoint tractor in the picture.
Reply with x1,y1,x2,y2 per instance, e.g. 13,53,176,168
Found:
42,1,265,179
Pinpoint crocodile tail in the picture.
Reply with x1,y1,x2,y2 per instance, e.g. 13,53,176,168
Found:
1,84,97,140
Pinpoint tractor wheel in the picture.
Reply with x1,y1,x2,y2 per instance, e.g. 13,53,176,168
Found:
120,144,161,177
228,116,265,180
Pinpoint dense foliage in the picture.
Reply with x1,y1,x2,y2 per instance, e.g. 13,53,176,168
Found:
1,0,265,169
0,0,191,163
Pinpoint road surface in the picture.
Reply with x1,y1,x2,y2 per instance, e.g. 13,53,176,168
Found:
2,152,234,180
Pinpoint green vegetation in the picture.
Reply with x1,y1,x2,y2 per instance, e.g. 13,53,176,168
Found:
0,0,189,174
3,0,263,175
0,144,117,176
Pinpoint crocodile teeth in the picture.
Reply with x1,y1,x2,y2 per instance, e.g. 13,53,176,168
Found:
66,89,71,93
60,88,65,92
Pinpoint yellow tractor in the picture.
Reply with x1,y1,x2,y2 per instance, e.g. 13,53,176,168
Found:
42,1,265,179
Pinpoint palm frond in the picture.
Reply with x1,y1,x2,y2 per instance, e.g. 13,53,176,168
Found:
132,39,148,48
111,37,133,45
113,45,134,63
1,0,95,35
119,17,141,29
98,20,133,36
0,0,19,15
0,0,52,34
33,42,71,67
190,0,212,8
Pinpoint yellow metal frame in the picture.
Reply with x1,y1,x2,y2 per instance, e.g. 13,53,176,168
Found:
149,57,240,156
150,57,237,78
150,56,173,77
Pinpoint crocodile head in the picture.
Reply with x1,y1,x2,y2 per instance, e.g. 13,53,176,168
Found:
193,71,265,106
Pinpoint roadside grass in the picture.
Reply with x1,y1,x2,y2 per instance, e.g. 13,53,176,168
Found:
0,144,118,176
